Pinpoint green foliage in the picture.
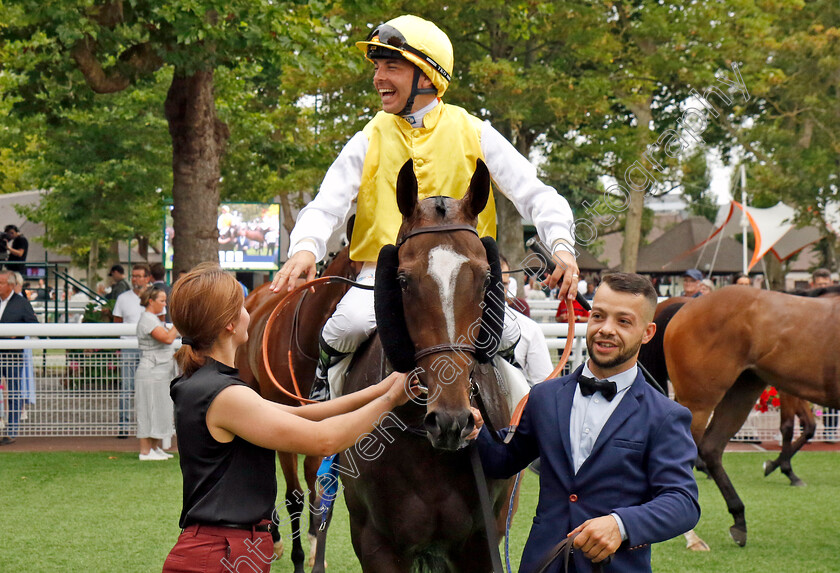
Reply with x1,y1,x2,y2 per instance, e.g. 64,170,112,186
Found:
681,148,717,223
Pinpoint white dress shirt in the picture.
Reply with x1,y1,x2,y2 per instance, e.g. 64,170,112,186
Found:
288,101,575,261
570,362,638,541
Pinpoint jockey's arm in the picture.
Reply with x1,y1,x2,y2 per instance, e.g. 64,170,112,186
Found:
480,123,580,299
271,132,368,293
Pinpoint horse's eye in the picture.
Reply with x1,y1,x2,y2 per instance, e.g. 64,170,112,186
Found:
399,275,409,291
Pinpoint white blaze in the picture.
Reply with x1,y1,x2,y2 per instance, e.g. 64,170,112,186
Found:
427,246,469,342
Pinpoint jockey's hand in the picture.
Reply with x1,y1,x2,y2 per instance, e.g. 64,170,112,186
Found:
545,249,579,301
271,250,317,293
465,406,483,441
569,516,622,563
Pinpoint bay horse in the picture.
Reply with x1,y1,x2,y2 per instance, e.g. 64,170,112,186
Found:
236,247,355,573
664,285,840,547
339,159,514,571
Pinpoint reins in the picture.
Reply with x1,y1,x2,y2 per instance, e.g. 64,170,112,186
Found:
261,276,374,406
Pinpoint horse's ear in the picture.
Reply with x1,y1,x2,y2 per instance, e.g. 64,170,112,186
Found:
462,159,490,221
396,159,418,219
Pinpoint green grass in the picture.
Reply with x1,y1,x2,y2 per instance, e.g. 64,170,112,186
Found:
0,451,838,572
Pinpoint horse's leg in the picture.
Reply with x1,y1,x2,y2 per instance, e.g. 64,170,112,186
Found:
348,512,411,573
697,375,765,547
781,398,815,486
763,393,793,478
311,501,335,573
278,452,307,573
303,454,326,569
451,528,502,573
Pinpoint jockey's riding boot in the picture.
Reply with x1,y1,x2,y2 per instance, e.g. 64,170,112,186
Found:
310,335,347,402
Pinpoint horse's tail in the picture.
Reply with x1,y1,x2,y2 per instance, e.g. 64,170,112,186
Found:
638,302,686,392
410,548,449,573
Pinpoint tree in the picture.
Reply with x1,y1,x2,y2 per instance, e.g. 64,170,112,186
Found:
681,149,716,223
1,1,332,272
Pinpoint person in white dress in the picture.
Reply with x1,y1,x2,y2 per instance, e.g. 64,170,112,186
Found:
135,286,180,461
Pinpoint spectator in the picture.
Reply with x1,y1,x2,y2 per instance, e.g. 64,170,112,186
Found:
500,256,530,317
113,264,152,438
681,268,703,297
811,268,832,289
0,271,38,445
524,276,548,300
135,286,179,461
698,279,715,296
150,262,171,321
556,299,590,323
105,264,131,301
734,274,751,286
4,225,28,275
11,272,36,425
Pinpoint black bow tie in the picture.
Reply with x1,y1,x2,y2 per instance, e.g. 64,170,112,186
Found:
578,375,618,401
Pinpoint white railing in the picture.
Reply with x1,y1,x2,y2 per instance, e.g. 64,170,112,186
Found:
0,323,835,442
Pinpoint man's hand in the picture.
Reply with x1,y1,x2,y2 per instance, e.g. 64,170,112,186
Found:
270,250,317,293
465,406,483,441
569,515,622,563
545,249,579,301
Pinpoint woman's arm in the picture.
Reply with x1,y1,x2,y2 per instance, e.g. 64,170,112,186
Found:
206,372,415,457
267,377,393,421
149,325,179,345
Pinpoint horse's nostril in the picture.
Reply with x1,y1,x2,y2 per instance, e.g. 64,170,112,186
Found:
423,412,440,436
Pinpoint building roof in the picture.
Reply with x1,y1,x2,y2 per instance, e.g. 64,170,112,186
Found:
635,216,748,274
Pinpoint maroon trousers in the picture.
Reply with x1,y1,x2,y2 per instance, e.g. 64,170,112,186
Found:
162,521,275,573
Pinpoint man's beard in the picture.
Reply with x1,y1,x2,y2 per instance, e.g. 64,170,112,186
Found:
586,336,642,371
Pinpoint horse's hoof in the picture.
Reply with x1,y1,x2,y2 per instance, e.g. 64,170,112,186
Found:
273,538,284,560
729,526,747,547
763,460,777,476
790,478,806,487
684,530,710,552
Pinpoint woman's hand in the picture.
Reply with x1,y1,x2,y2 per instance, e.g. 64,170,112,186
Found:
380,371,422,406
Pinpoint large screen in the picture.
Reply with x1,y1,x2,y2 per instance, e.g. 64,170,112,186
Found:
164,203,280,271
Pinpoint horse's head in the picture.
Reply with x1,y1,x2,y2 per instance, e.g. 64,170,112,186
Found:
375,159,504,451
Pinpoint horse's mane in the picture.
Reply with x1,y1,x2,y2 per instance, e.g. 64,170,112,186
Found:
787,284,840,298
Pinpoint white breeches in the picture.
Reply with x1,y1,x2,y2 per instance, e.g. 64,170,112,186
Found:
321,263,522,355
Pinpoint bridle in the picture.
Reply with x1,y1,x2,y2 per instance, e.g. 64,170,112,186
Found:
397,223,485,364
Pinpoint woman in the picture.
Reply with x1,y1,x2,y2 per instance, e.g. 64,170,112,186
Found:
135,286,179,461
162,264,421,573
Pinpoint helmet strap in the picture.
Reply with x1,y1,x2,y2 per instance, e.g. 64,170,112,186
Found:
399,66,437,117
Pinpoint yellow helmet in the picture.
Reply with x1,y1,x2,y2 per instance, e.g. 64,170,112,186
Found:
356,15,454,98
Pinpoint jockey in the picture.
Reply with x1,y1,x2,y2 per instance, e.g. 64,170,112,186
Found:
271,15,579,401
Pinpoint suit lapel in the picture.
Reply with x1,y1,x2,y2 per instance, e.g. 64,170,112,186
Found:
556,365,584,473
579,370,646,470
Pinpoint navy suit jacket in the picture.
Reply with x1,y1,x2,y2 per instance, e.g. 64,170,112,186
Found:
478,365,700,573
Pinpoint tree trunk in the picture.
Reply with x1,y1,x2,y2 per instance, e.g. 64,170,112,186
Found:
164,69,229,273
87,238,100,288
620,101,653,273
493,126,532,297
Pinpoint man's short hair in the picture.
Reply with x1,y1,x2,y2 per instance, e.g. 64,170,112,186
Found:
109,264,125,276
600,272,658,317
812,268,831,281
132,264,151,277
150,263,166,282
4,225,19,233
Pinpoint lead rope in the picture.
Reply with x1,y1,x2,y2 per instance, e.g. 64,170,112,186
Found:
503,297,580,573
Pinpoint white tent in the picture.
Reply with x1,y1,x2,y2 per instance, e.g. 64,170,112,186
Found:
688,201,821,272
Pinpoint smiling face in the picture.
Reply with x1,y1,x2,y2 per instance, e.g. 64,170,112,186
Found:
373,57,435,115
585,283,656,379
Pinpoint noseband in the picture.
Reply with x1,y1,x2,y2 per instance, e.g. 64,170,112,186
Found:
397,223,483,363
